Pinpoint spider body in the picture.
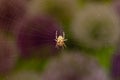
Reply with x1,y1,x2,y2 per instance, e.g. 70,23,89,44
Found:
55,31,67,48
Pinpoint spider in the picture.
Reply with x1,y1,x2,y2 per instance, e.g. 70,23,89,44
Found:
55,31,67,48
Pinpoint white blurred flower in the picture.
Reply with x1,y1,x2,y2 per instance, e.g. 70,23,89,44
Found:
28,0,78,15
41,51,109,80
71,4,120,49
113,0,120,16
27,0,78,26
6,70,40,80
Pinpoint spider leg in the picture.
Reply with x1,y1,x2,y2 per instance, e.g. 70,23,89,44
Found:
62,46,64,49
55,39,57,41
64,43,66,48
63,32,65,38
56,31,58,39
55,44,59,49
62,43,66,49
64,39,67,41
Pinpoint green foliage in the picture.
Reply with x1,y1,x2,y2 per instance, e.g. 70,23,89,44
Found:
15,58,48,73
85,46,115,71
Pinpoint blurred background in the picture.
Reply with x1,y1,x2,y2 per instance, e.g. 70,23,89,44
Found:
0,0,120,80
